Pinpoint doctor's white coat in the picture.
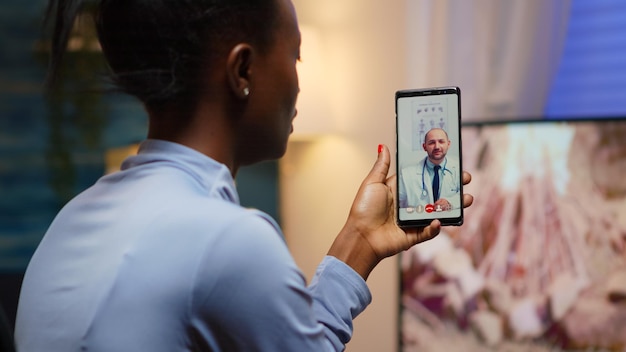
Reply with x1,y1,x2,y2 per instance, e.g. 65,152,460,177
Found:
398,156,462,210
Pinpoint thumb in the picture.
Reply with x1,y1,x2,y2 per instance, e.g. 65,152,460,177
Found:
363,144,391,185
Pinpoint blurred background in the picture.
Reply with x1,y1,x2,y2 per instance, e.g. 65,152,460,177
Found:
1,0,626,350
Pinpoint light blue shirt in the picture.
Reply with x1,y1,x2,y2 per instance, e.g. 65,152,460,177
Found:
15,140,371,351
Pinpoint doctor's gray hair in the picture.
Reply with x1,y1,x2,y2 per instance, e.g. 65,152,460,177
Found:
424,128,449,143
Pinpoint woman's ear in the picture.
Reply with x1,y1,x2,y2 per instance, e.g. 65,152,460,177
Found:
226,43,254,99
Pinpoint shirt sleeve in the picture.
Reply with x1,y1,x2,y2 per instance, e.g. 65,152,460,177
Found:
309,256,372,348
190,212,371,351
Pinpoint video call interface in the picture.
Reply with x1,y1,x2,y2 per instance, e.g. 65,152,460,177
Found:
396,92,462,222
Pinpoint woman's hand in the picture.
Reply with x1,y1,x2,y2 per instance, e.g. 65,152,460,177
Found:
327,144,474,280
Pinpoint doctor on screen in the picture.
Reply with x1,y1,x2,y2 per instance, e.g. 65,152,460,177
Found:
399,128,461,211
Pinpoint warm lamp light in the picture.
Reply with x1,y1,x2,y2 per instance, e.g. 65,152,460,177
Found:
292,25,333,140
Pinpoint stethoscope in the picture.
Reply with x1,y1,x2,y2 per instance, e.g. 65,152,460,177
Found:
420,158,455,200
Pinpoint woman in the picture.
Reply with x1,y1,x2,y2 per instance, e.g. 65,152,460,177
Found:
15,0,473,350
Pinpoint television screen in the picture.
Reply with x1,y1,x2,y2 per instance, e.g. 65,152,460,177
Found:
399,118,626,351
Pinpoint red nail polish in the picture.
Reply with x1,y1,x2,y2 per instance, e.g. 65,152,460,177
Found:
378,144,383,154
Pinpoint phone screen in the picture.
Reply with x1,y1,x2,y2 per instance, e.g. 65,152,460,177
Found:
396,87,463,227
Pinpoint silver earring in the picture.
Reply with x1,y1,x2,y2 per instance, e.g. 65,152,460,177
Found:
243,87,250,96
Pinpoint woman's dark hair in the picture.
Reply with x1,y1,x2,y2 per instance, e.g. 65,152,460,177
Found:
44,0,280,107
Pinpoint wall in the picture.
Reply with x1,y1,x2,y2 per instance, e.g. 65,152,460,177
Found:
283,1,409,350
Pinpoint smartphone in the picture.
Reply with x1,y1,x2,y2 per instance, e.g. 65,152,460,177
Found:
395,86,463,227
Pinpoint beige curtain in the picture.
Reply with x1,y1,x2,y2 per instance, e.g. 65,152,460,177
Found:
406,0,571,121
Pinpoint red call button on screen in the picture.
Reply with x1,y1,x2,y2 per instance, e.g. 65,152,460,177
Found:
425,204,435,213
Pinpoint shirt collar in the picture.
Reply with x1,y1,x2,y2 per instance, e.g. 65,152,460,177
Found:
425,157,446,171
121,139,239,204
